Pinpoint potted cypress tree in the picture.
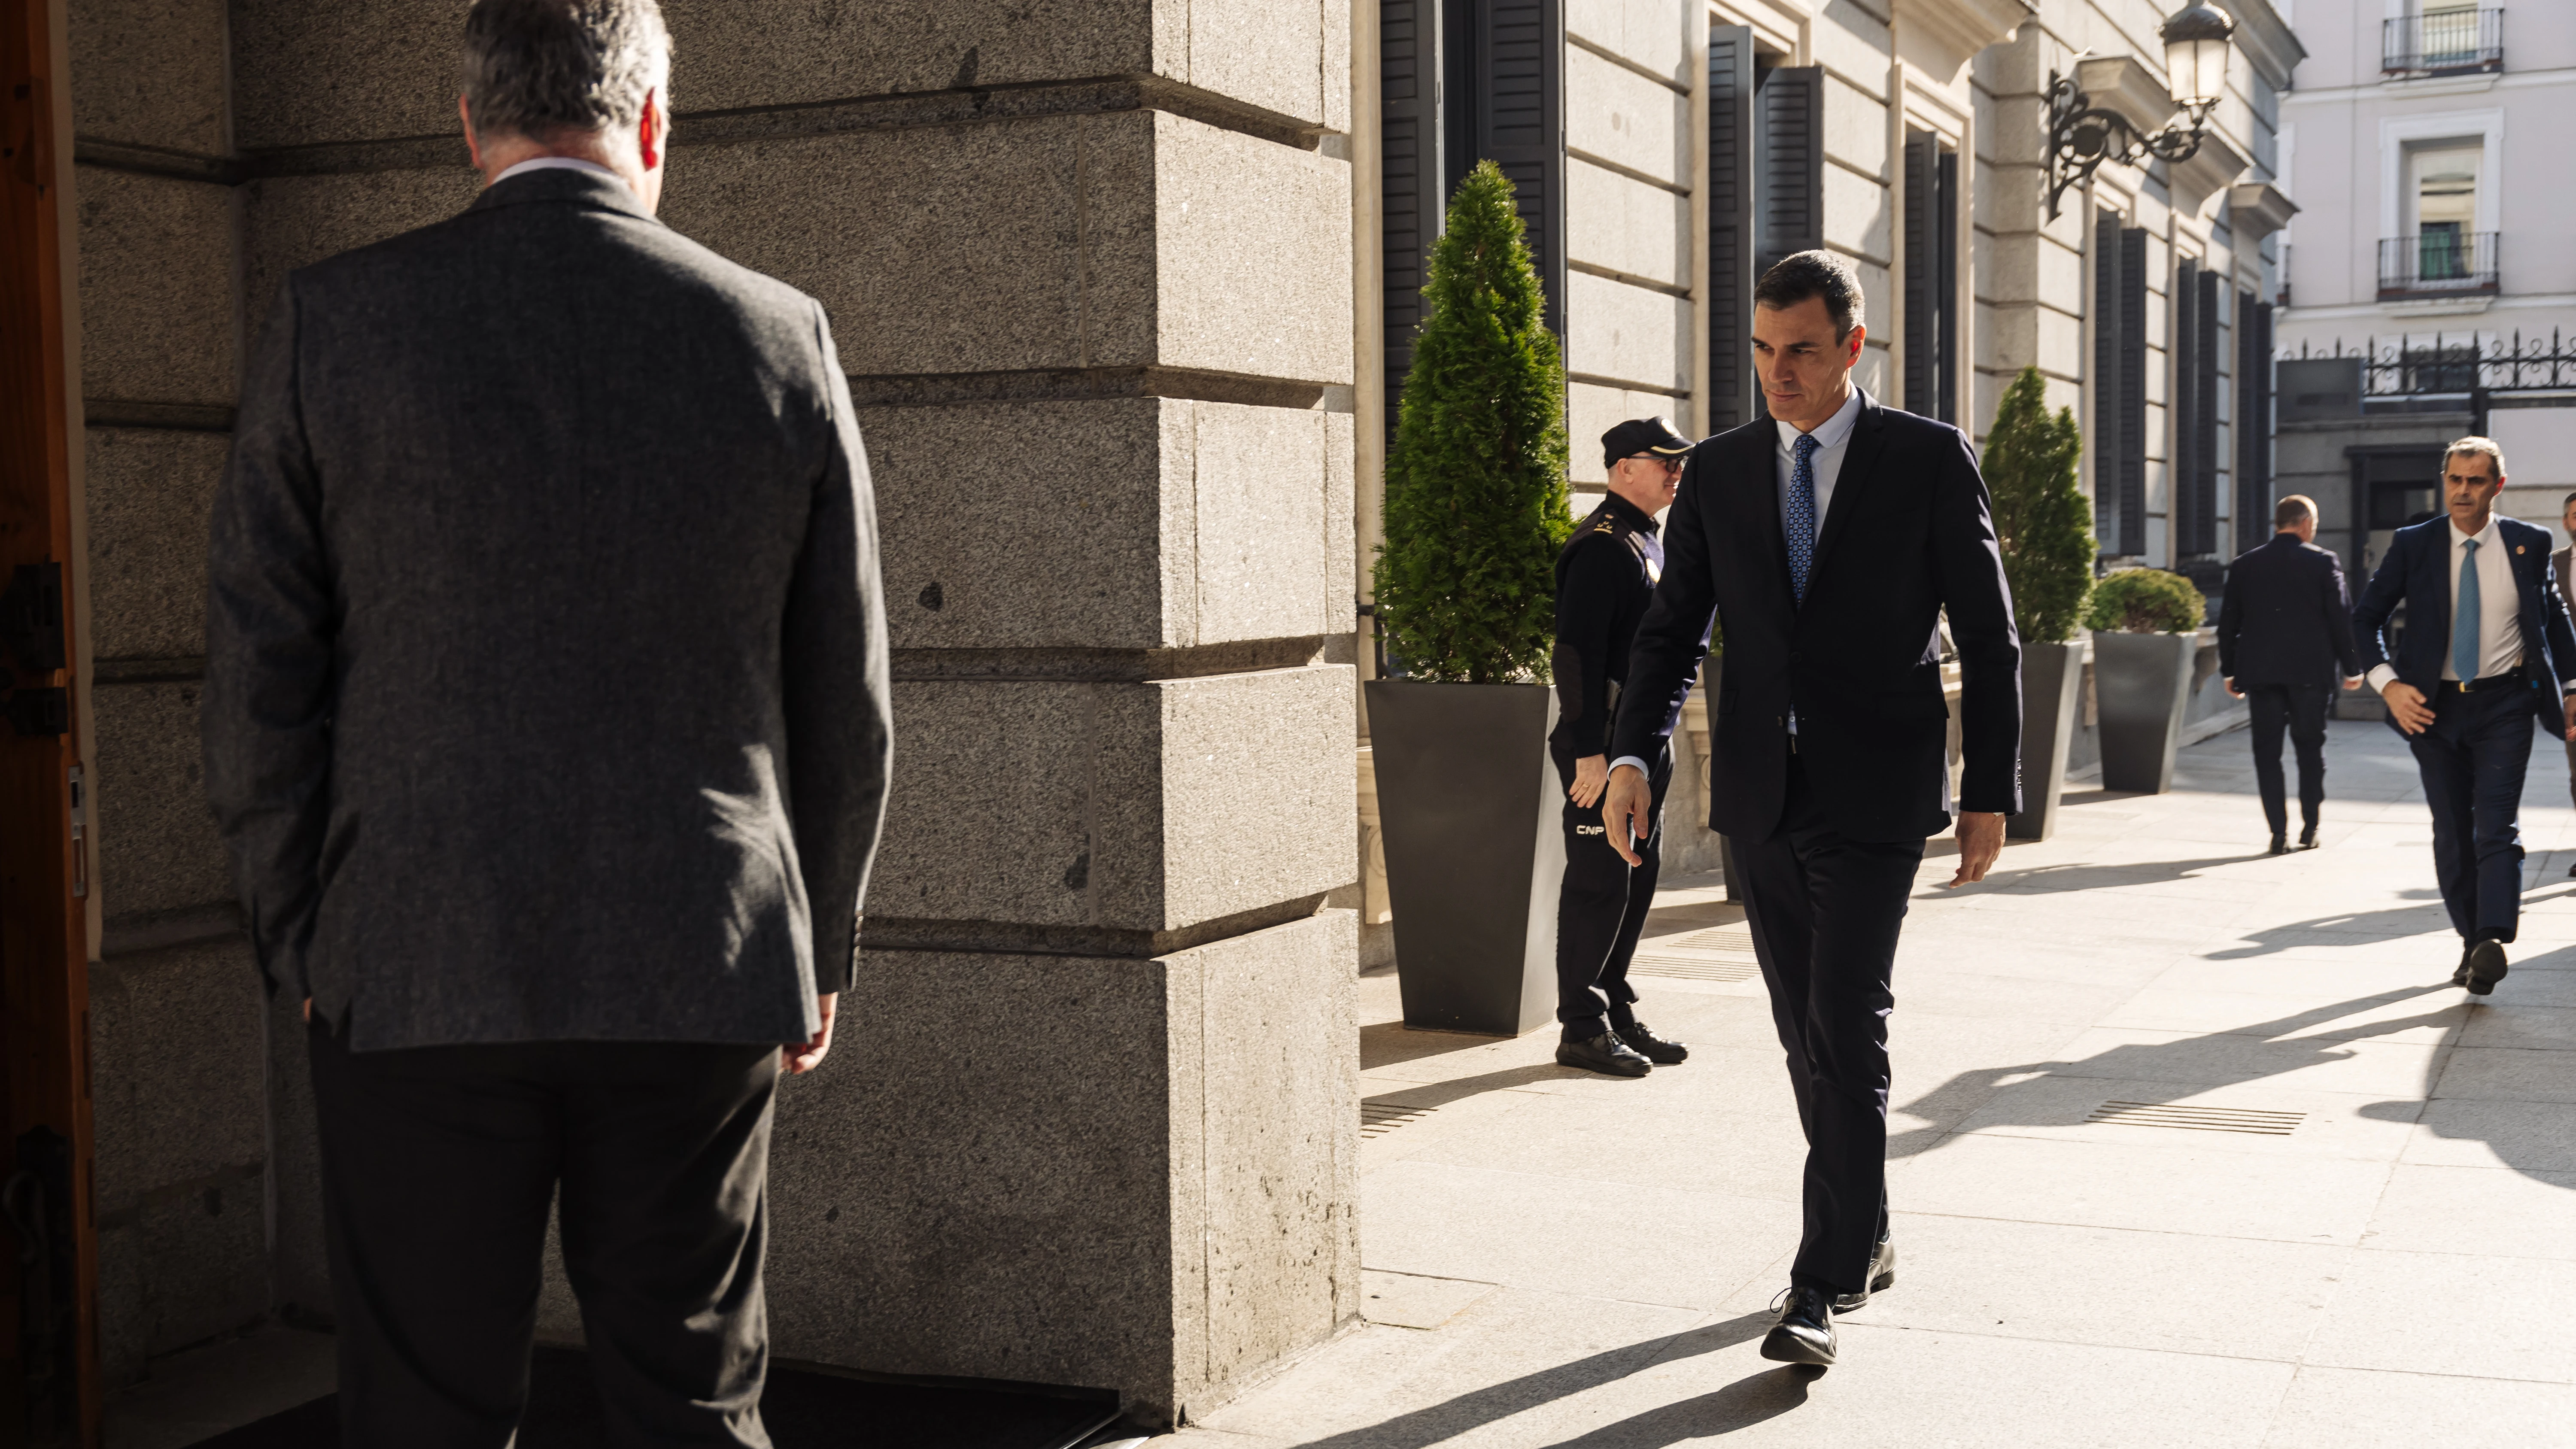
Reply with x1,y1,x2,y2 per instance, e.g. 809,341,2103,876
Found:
1985,367,2094,841
2085,568,2209,794
1366,160,1574,1036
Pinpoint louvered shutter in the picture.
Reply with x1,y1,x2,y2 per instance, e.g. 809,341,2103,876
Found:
2236,293,2274,553
1380,0,1446,447
1936,147,1958,425
2093,212,2124,551
2194,269,2222,558
1707,26,1756,431
2118,226,2149,557
1473,0,1566,337
1754,66,1824,276
1904,130,1937,418
2175,259,2202,559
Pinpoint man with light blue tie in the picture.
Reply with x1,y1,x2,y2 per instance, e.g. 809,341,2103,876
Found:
2352,437,2576,996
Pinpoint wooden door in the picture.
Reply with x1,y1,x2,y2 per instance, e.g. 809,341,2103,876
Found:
0,0,99,1443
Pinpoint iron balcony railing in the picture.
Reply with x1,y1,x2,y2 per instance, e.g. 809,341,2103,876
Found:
2378,230,2498,300
2383,8,2503,78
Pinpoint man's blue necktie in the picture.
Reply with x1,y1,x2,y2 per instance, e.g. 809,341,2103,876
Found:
1787,431,1821,604
2454,538,2483,684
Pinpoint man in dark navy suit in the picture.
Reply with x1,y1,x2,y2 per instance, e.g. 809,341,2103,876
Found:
1598,251,2020,1368
2352,438,2576,996
2216,494,2364,854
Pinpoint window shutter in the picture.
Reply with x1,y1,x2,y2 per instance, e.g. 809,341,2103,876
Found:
2236,293,2274,555
1904,130,1936,418
1707,26,1756,431
1754,66,1823,276
2118,226,2149,557
2195,269,2222,558
1379,0,1447,447
1472,0,1566,338
2175,259,2202,559
1936,147,1958,425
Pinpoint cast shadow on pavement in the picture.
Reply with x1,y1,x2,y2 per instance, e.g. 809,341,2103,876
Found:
1288,1311,1786,1449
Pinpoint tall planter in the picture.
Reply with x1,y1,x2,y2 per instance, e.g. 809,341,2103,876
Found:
2093,631,2199,793
1364,680,1561,1035
2008,639,2085,840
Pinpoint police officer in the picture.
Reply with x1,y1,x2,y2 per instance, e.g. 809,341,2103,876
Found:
1552,417,1697,1075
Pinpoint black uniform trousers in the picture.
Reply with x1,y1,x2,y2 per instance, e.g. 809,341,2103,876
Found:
2245,684,2330,836
308,1022,780,1448
1552,745,1671,1042
2408,680,2537,945
1732,754,1922,1296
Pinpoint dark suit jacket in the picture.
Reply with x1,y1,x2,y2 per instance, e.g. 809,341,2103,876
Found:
2351,514,2576,737
1610,390,2021,842
204,169,894,1051
2216,533,2361,689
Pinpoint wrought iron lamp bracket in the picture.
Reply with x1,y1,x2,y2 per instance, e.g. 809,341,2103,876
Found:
2045,70,2216,220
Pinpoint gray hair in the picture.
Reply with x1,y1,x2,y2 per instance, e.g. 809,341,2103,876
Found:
461,0,671,143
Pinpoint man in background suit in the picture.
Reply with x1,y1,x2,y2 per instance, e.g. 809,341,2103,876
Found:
2352,438,2576,996
202,2,893,1441
2217,494,2364,855
2555,491,2576,875
1599,251,2020,1367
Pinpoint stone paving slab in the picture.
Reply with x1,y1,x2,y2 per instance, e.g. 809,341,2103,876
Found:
1183,718,2576,1446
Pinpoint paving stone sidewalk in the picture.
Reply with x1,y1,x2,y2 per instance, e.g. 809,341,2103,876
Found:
1171,719,2576,1448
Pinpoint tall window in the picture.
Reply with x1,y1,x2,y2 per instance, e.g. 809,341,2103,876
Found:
2409,142,2479,281
1902,130,1958,425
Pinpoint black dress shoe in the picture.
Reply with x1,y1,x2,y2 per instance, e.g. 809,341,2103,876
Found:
2565,860,2576,879
1831,1233,1897,1313
1613,1020,1689,1064
2266,834,2289,856
1759,1286,1837,1366
2464,939,2509,996
2297,826,2319,850
1555,1032,1652,1077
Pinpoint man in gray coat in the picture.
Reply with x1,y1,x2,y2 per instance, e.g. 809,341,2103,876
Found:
201,2,891,1442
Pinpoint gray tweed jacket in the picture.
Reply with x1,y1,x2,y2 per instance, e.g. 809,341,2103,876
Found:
204,167,893,1051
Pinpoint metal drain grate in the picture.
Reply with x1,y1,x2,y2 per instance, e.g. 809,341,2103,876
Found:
2084,1101,2306,1136
1628,924,1763,983
1362,1102,1436,1139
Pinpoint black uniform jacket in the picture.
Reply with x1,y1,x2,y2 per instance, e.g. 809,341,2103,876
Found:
2352,513,2576,738
2216,532,2361,689
1608,390,2021,843
1551,492,1663,758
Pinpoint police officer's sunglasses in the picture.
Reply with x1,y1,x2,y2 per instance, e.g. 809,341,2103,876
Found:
1622,453,1685,474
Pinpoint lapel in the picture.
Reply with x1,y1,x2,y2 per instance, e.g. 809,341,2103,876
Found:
1805,389,1887,592
2413,521,2451,664
1733,422,1795,611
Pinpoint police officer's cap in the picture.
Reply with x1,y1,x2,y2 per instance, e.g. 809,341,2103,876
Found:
1601,416,1695,469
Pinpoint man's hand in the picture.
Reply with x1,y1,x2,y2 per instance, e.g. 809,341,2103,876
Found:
1569,754,1610,809
2561,691,2576,742
1601,763,1652,867
2342,675,2364,692
1948,811,2005,887
2225,677,2242,699
782,992,837,1075
2383,680,2435,735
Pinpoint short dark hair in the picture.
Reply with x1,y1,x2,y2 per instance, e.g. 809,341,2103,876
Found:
2274,495,2316,529
1754,250,1865,337
2561,490,2576,508
462,0,671,143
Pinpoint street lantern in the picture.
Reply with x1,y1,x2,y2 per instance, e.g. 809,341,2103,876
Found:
2042,3,2240,219
2160,3,2237,109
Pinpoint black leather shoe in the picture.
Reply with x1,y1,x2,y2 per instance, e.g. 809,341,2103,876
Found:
2465,939,2508,996
2266,833,2289,856
2565,860,2576,879
2297,825,2319,850
1613,1020,1689,1065
1831,1233,1897,1313
1555,1032,1652,1077
1759,1287,1837,1366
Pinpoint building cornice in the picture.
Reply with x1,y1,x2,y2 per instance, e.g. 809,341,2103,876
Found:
2227,0,2305,91
1895,0,2037,83
2228,181,2297,241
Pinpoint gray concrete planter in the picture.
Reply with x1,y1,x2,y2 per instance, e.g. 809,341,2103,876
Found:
2009,638,2086,840
1363,679,1562,1036
2093,630,2199,793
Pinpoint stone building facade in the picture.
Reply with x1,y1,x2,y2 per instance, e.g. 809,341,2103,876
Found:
52,0,1361,1430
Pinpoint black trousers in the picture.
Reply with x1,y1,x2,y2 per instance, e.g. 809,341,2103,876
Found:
1732,755,1923,1296
2245,684,2329,836
1552,745,1670,1042
2407,682,2536,945
309,1022,780,1448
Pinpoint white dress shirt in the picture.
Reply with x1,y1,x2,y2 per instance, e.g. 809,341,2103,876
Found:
2364,515,2539,693
1608,388,1868,780
492,156,623,185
